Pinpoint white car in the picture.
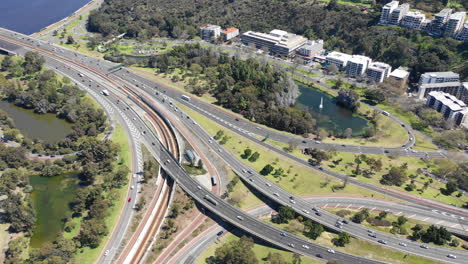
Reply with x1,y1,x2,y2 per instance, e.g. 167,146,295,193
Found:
242,169,247,173
266,183,272,187
327,249,335,254
398,242,407,247
302,209,310,214
447,254,457,259
273,192,280,197
302,244,310,249
290,199,296,204
104,249,110,256
131,185,134,190
236,215,244,221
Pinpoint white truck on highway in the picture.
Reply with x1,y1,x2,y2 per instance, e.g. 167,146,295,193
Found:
102,89,110,96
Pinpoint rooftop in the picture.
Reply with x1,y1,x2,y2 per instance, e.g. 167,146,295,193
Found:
222,27,239,34
420,81,461,88
405,11,425,18
368,62,391,71
326,51,352,61
390,68,409,79
200,24,221,30
429,91,466,111
421,71,459,79
436,8,452,17
449,12,466,20
349,55,372,65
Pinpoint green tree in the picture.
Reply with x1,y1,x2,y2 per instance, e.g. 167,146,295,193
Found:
276,206,296,224
23,51,45,74
248,151,260,162
206,236,258,264
333,232,351,247
197,159,204,169
303,220,324,240
66,35,75,44
260,164,274,175
381,166,408,186
242,148,252,159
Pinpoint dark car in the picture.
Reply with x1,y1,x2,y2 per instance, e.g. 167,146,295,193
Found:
316,254,323,258
217,230,224,236
235,118,240,121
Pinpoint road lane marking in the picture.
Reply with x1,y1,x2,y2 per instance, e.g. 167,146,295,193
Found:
422,217,429,221
357,206,363,210
435,220,444,225
408,214,416,218
335,203,340,208
396,211,402,215
323,204,328,208
346,204,352,209
370,207,376,211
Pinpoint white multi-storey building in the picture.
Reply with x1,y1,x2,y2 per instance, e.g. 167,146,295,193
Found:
221,27,239,41
456,21,468,41
199,24,221,40
380,1,399,25
389,3,409,25
346,55,372,77
297,40,323,57
366,62,392,83
445,12,466,37
426,91,468,126
325,51,352,70
430,8,453,36
240,29,307,56
419,71,460,85
400,11,426,29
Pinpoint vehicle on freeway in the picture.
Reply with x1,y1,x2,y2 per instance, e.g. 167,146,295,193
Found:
382,111,390,116
316,212,322,216
378,240,387,245
104,250,109,256
421,244,429,249
266,183,272,187
130,185,134,190
181,94,191,101
197,185,202,190
101,89,110,96
312,207,318,212
447,254,457,259
316,254,323,258
249,178,254,182
302,209,310,214
288,243,295,248
242,169,247,173
127,197,132,202
327,249,335,254
236,215,244,221
280,232,286,237
399,242,407,247
368,233,376,238
217,230,224,236
302,244,310,249
273,192,280,197
290,199,296,204
204,195,218,206
211,176,217,186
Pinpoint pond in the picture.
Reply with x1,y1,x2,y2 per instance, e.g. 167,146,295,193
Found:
0,100,72,143
296,84,368,136
29,172,80,248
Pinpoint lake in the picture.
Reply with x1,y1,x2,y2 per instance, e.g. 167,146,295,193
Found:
29,172,80,248
0,100,72,143
296,85,368,136
0,0,90,35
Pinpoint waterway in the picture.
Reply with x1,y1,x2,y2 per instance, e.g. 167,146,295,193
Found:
0,101,72,143
29,172,80,248
296,85,368,136
0,0,90,35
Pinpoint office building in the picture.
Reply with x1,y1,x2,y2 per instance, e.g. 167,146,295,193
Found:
445,12,466,37
240,29,307,56
456,22,468,41
418,82,461,100
380,1,399,25
400,11,426,29
457,82,468,104
419,71,460,85
221,27,239,41
430,8,453,36
325,51,352,70
297,40,324,57
388,67,409,88
346,55,372,77
426,91,468,126
366,62,392,83
199,24,221,40
389,3,409,25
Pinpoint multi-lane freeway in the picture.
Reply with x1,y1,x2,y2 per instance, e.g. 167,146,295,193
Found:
0,28,466,263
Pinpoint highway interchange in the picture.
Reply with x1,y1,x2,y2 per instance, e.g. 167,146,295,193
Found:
0,27,467,263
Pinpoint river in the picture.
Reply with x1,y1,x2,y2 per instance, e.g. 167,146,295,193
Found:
0,101,72,143
296,85,368,136
0,0,90,35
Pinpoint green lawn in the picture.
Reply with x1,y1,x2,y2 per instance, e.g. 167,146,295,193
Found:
73,124,132,263
177,103,395,201
264,218,444,264
227,169,266,210
325,208,465,250
196,232,323,264
321,152,467,207
413,133,439,151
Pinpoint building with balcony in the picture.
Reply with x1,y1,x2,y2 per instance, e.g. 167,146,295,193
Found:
379,1,399,25
419,71,460,85
400,11,426,29
199,24,221,40
346,55,372,77
418,82,462,100
456,21,468,41
325,51,352,70
445,12,466,37
430,8,453,36
366,62,392,83
426,91,468,126
389,3,409,25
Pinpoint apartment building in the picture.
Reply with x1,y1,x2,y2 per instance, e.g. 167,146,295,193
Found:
388,67,409,88
400,11,426,29
325,51,352,70
199,24,221,40
297,40,323,57
346,55,372,77
379,1,399,25
221,27,239,41
366,62,392,83
389,3,409,25
418,82,462,100
430,8,453,36
456,22,468,41
419,71,460,85
240,29,307,56
445,12,466,37
426,91,468,126
457,82,468,104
